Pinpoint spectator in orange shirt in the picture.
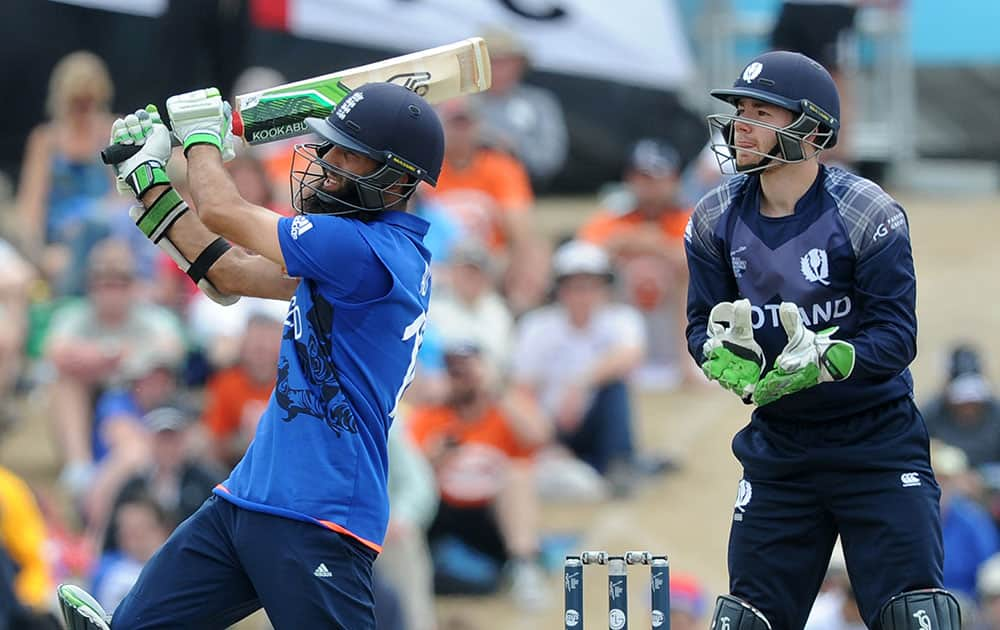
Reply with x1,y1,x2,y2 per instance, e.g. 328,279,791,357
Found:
429,98,547,316
201,313,282,467
408,341,551,610
579,139,696,389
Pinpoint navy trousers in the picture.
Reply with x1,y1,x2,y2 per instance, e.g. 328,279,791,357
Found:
113,496,378,629
728,396,943,630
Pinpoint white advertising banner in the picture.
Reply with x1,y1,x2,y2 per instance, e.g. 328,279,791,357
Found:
287,0,695,89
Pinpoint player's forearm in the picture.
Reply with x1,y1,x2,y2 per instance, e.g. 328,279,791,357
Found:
138,184,294,298
848,241,918,378
185,146,247,240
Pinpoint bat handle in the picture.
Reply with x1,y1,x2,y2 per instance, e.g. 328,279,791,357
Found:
100,142,141,165
100,111,244,165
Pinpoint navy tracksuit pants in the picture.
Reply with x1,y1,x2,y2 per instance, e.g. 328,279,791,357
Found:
727,396,944,629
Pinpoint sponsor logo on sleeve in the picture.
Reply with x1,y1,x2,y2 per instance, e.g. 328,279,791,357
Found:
290,215,313,240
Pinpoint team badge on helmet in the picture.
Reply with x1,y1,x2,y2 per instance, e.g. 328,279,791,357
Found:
290,82,445,216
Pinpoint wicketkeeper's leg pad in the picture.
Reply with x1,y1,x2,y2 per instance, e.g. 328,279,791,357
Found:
710,594,772,629
879,588,961,630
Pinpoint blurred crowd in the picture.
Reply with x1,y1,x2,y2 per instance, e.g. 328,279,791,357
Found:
0,10,993,630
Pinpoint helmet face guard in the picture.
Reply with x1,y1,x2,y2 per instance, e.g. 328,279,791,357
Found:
290,142,418,216
707,101,836,175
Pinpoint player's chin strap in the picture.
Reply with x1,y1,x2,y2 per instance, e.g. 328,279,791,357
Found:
879,588,961,630
129,196,239,306
710,594,772,629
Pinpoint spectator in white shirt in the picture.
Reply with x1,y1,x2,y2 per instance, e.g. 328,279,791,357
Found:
511,240,646,486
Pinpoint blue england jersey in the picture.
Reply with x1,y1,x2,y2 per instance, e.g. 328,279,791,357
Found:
215,210,432,551
685,165,916,421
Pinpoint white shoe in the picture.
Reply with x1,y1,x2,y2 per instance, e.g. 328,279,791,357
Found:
58,583,111,630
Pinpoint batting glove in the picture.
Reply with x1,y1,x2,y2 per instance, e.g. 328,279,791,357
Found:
753,302,856,406
166,87,237,161
109,105,172,197
701,298,765,403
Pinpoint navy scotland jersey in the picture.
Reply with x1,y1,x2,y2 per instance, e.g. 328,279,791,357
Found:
685,165,916,421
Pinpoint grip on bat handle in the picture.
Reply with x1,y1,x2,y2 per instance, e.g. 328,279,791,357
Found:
101,143,141,165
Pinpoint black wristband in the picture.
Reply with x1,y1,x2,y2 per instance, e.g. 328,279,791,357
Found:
187,237,231,284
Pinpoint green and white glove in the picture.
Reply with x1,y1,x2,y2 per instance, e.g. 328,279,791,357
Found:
701,298,765,402
165,87,237,161
753,302,856,406
109,105,172,197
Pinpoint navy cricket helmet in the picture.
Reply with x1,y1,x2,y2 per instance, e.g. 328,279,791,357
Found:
706,51,840,174
291,82,445,215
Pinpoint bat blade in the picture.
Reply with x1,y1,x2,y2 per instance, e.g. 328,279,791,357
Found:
235,37,491,146
100,37,491,165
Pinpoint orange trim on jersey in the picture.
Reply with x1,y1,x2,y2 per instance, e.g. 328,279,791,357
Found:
317,520,382,553
213,484,383,553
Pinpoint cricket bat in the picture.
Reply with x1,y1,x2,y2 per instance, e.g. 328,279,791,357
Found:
101,37,491,165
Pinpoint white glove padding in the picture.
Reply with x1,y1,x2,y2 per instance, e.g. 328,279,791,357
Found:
773,303,855,380
109,106,172,196
701,298,765,401
166,87,237,161
752,302,856,406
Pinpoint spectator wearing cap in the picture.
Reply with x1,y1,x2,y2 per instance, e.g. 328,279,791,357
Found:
976,553,1000,629
475,27,569,189
103,405,223,556
578,139,695,390
42,238,185,499
511,240,653,493
407,341,551,609
923,344,1000,468
934,440,1000,600
427,240,515,381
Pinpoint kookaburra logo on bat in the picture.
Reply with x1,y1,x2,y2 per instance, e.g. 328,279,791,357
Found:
385,72,433,96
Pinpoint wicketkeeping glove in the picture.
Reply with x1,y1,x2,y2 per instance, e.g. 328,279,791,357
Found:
109,105,172,198
165,87,237,161
753,302,856,406
701,298,765,403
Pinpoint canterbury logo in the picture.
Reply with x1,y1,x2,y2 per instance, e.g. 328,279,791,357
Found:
901,472,921,487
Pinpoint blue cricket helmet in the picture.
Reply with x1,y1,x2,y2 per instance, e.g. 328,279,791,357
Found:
292,82,445,215
707,51,841,173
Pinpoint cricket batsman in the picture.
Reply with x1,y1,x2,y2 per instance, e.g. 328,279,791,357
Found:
58,82,444,628
685,50,962,629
